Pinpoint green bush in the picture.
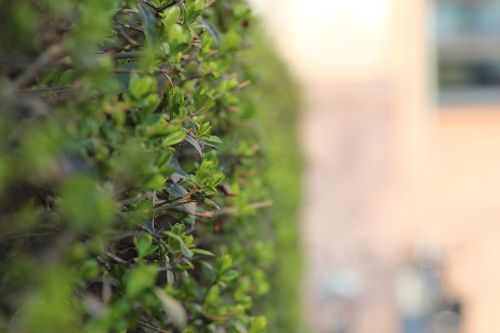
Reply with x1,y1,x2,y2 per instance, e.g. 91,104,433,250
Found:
247,40,306,333
0,1,304,332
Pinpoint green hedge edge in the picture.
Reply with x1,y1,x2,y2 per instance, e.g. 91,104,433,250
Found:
0,1,305,332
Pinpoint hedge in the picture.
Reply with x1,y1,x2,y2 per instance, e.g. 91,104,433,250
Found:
0,1,304,333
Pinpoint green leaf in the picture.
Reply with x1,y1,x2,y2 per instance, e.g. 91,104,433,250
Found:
185,0,205,22
138,4,159,44
221,31,242,52
200,18,221,48
129,74,158,100
204,285,220,307
163,128,187,146
134,234,156,260
191,248,215,257
166,183,196,215
58,176,116,232
249,316,268,333
169,156,188,182
125,265,158,298
167,24,189,47
180,242,194,258
145,174,166,191
203,135,223,146
217,254,233,273
162,5,181,28
80,259,101,279
203,197,221,210
220,269,239,282
194,0,205,12
165,231,193,258
154,288,187,330
185,135,203,158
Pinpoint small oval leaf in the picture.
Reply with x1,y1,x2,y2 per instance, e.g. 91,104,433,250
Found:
154,288,187,330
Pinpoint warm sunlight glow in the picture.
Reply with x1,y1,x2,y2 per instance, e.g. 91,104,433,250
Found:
255,0,393,79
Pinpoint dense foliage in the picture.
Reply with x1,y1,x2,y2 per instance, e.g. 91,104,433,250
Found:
0,1,304,332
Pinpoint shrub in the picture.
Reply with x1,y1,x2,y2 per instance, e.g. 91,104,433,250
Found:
246,38,305,333
0,1,303,332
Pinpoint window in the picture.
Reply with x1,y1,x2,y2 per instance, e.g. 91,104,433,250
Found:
435,0,500,106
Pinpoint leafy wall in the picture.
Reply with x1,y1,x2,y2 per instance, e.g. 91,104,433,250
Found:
0,1,304,332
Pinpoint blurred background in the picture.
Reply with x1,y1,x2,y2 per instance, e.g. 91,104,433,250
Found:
251,0,500,332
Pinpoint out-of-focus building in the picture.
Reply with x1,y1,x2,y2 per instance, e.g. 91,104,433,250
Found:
253,0,500,332
393,2,500,332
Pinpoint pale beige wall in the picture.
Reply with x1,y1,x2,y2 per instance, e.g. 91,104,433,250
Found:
436,109,500,333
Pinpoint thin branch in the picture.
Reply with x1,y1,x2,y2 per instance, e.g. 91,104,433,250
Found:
113,7,137,18
139,321,172,333
158,70,174,88
113,51,143,59
105,251,128,264
113,69,134,74
217,183,236,197
142,0,161,12
152,198,195,213
142,0,180,13
13,44,65,89
173,200,273,218
119,23,144,33
20,86,77,96
235,80,251,90
117,26,139,46
159,0,181,12
180,72,212,84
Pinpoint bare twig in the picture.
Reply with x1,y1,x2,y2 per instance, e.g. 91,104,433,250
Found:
113,51,143,59
159,0,181,12
117,26,139,47
173,200,273,218
142,0,161,12
142,0,180,13
119,23,144,33
113,7,137,18
180,72,212,84
235,80,251,90
105,251,128,264
152,197,195,213
13,44,66,89
139,321,172,333
102,274,112,304
20,86,77,96
158,70,174,88
217,183,236,197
